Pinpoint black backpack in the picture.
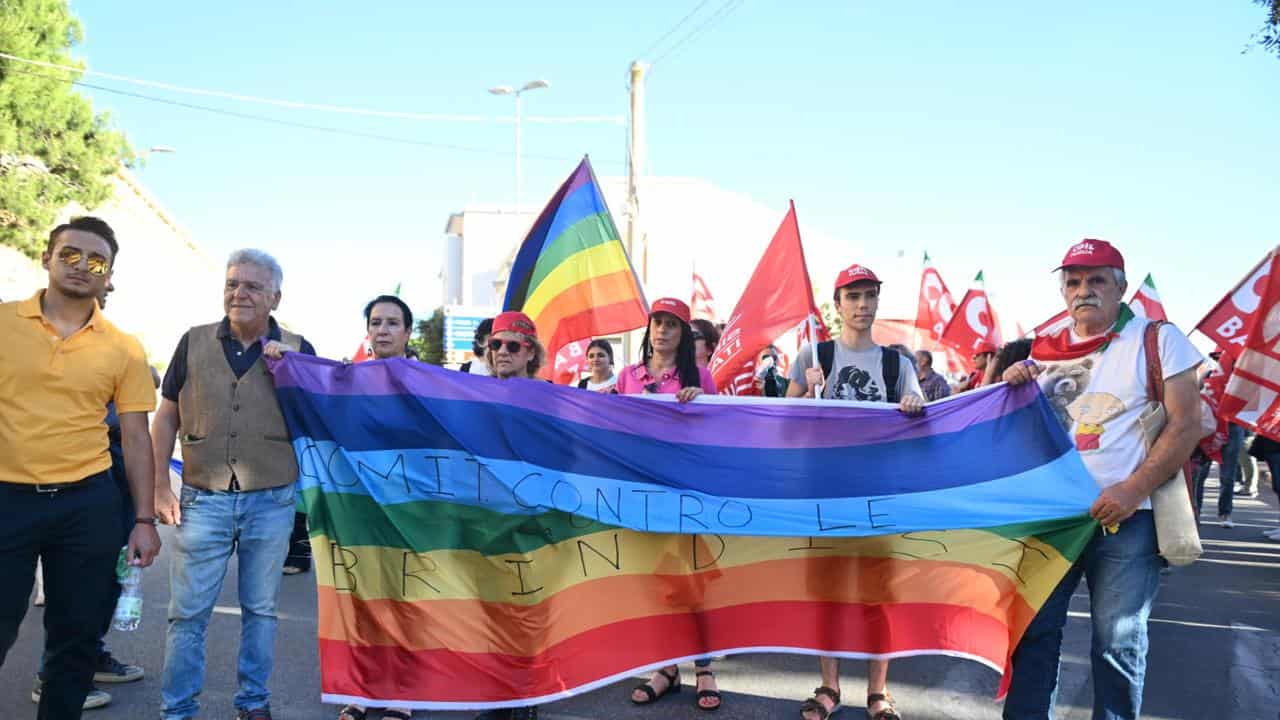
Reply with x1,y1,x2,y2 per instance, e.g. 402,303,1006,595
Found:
816,341,900,403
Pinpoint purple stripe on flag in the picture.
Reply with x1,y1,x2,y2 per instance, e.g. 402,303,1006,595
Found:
270,355,1041,450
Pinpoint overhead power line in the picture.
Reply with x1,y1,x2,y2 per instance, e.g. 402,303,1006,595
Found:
1,65,620,165
634,0,714,61
650,0,745,71
0,52,621,125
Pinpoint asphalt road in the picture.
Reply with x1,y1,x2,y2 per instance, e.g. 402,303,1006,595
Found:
3,476,1277,720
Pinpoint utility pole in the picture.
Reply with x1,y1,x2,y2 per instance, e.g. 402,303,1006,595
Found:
624,60,649,366
626,61,647,282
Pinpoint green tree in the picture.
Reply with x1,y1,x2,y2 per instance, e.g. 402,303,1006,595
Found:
0,0,132,258
409,307,445,365
1255,0,1280,57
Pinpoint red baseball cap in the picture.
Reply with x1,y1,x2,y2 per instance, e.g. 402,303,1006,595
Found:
649,297,691,325
492,311,537,336
1054,239,1125,272
834,263,881,292
974,341,998,356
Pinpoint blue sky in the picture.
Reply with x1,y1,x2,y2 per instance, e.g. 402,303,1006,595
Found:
66,1,1278,354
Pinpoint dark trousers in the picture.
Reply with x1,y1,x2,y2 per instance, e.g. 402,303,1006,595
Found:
0,473,123,720
39,465,134,677
285,511,311,571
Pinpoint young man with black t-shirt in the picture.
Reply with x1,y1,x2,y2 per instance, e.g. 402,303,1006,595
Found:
787,263,924,720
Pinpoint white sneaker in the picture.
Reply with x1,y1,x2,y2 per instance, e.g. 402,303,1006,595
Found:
1219,515,1235,528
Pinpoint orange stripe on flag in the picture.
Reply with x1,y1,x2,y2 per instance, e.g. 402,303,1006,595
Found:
317,555,1035,655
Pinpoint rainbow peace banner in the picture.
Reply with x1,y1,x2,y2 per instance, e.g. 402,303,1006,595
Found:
270,354,1099,710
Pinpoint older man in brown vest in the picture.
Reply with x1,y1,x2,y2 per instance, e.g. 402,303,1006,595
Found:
151,249,314,720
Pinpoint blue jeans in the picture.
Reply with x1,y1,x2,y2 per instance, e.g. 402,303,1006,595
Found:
161,483,296,719
1194,424,1242,518
1003,511,1162,720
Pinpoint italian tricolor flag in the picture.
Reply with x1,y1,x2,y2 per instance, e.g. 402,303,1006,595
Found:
1128,273,1167,321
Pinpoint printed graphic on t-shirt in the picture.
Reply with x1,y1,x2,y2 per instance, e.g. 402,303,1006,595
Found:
1040,358,1094,430
833,365,883,402
1070,392,1126,451
1039,357,1125,452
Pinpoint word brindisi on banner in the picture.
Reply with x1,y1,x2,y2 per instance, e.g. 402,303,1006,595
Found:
269,354,1100,711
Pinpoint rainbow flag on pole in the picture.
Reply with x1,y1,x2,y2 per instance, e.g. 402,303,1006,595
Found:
271,354,1099,710
502,156,648,382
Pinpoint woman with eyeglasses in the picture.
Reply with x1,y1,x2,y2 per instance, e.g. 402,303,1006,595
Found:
690,318,721,368
483,311,546,383
616,298,721,712
336,295,418,720
470,310,546,720
577,339,617,393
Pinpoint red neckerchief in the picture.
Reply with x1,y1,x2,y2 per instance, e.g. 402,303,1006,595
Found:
1031,304,1135,362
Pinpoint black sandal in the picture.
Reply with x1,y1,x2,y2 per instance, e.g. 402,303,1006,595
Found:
337,706,366,720
381,711,412,720
631,667,681,705
799,686,841,719
867,692,901,720
695,669,722,712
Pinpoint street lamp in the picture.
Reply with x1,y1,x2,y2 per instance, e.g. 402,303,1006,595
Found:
488,79,549,211
132,145,177,168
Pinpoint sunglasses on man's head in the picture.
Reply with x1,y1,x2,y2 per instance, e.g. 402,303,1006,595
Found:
57,247,109,276
488,339,530,353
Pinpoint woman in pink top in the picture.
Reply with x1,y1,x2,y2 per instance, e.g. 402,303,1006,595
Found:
616,298,717,400
619,298,720,712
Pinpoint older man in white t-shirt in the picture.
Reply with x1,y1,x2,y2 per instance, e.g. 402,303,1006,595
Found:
1001,240,1203,720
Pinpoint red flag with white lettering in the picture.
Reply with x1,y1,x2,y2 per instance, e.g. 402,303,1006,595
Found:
1217,249,1280,440
553,339,592,384
1128,273,1168,322
1196,251,1274,362
691,271,719,323
709,201,822,395
939,272,1003,367
1199,365,1231,461
914,252,957,342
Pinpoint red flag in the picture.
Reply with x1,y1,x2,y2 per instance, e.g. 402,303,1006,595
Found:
1218,249,1280,440
1199,366,1231,461
691,271,719,323
553,339,592,383
352,336,373,363
709,201,822,395
940,272,1002,365
1033,309,1071,337
1128,273,1168,322
1196,250,1275,362
914,252,957,342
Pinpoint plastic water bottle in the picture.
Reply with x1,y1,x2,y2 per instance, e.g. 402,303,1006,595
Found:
111,547,143,632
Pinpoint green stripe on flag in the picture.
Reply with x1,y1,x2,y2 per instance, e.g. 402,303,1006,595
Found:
525,211,618,296
302,487,1097,561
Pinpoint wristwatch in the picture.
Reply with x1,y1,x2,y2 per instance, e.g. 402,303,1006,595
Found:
135,517,158,526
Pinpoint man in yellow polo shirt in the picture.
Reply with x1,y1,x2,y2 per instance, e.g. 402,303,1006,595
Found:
0,216,162,719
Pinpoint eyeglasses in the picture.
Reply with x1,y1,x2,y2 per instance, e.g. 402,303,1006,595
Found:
57,247,109,276
488,339,530,353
